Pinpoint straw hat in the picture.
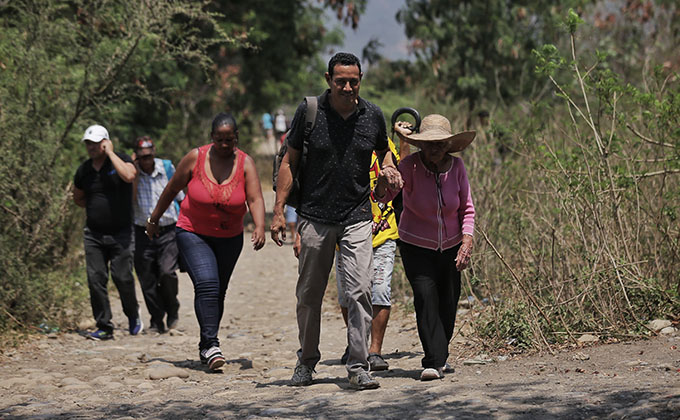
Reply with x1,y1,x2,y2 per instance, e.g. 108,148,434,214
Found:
401,114,475,153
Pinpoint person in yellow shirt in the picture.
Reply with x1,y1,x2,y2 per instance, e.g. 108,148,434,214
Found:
336,137,403,371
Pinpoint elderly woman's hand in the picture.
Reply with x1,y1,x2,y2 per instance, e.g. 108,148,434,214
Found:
456,234,473,271
394,121,414,138
380,166,403,190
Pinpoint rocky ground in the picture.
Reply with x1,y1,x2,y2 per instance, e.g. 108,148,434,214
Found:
1,190,679,419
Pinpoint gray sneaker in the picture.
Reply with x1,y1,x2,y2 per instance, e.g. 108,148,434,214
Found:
290,364,314,386
368,353,389,371
348,371,380,390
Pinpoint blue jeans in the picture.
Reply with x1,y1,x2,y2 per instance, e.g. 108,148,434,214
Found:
175,228,243,351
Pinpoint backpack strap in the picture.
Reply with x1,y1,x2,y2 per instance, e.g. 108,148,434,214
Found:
162,159,175,179
162,159,181,214
272,96,318,194
303,96,317,138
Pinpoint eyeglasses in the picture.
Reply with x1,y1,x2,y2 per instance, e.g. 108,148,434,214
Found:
135,155,154,161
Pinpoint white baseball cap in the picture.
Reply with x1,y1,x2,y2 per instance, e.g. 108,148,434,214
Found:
81,124,109,143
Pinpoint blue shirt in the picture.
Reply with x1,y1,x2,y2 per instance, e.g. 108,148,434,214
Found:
133,158,184,227
262,113,273,130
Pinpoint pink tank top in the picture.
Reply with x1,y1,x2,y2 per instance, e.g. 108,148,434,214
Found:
176,144,247,237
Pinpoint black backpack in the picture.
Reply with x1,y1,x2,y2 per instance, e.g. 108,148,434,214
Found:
272,96,318,208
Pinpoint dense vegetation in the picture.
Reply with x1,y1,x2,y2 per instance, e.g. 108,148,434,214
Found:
0,0,351,344
375,1,680,351
1,0,677,350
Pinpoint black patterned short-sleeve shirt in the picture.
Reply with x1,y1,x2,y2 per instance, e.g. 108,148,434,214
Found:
288,90,388,225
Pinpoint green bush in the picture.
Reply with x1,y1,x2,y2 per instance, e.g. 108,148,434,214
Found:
479,303,535,349
468,10,680,350
0,1,228,339
362,8,678,352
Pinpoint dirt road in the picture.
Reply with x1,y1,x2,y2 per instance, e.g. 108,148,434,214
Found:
1,199,679,418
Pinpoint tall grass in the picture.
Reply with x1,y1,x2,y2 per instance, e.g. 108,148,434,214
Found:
374,13,679,351
462,14,680,350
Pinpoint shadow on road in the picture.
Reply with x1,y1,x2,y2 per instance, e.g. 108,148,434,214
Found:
13,381,675,419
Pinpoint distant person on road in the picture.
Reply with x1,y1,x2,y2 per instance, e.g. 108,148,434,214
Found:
73,124,143,341
270,52,402,390
145,113,266,371
335,137,405,371
274,109,287,140
374,114,476,381
262,111,276,155
284,204,298,246
132,136,184,334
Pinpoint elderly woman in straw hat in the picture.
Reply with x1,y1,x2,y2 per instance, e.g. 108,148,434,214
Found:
374,114,475,381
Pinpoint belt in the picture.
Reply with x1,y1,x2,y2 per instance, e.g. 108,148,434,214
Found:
135,223,176,234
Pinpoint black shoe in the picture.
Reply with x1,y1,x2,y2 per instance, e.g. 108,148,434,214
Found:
368,353,389,371
148,321,166,334
340,346,349,365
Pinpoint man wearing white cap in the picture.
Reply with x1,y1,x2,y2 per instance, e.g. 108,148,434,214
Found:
73,124,143,340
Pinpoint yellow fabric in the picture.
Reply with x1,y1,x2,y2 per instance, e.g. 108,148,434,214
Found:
370,137,400,248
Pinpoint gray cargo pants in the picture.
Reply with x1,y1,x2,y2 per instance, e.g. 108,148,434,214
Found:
295,217,373,375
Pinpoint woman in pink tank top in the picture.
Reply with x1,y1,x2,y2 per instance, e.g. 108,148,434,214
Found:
146,113,265,371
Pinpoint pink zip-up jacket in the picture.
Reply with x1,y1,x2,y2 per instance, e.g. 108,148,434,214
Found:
381,153,475,251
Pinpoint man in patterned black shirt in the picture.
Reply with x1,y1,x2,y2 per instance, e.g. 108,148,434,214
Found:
271,52,403,390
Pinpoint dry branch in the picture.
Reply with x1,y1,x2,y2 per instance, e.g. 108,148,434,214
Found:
626,124,676,149
478,228,555,335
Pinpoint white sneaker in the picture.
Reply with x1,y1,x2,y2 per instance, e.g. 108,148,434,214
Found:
199,346,225,371
420,367,443,381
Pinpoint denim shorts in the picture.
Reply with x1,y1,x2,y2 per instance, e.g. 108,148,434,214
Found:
336,238,396,307
284,205,298,224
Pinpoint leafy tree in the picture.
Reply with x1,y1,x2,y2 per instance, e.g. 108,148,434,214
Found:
321,0,368,29
0,0,235,335
0,0,367,337
362,37,384,68
582,1,679,83
115,0,349,159
396,0,589,114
